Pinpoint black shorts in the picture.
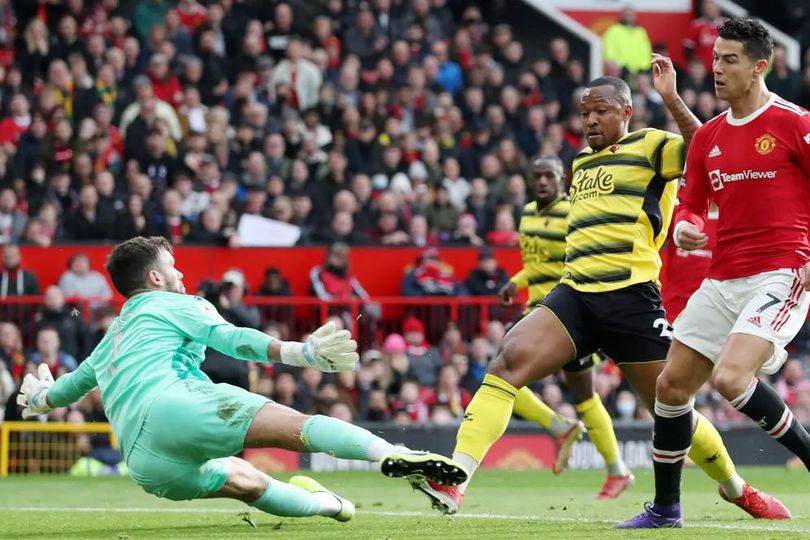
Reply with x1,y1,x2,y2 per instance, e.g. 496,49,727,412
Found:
512,309,597,373
540,282,672,364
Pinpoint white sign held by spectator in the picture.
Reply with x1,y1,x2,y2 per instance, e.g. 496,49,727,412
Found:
237,214,302,247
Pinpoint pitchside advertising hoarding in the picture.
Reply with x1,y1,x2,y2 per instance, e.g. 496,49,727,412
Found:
242,424,796,472
548,0,694,67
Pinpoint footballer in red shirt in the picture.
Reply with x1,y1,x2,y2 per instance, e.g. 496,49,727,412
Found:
621,18,808,530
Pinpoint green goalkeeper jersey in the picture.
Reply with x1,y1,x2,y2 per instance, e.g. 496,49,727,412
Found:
47,291,274,459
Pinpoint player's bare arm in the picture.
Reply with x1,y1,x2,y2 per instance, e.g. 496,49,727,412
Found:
652,53,702,147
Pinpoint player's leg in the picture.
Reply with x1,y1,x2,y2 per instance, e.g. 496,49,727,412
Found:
127,432,353,521
712,269,810,471
209,456,354,521
617,280,790,528
562,361,630,495
429,285,587,513
513,384,584,475
244,401,465,485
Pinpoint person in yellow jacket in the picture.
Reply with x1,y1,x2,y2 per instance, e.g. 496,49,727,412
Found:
603,7,652,74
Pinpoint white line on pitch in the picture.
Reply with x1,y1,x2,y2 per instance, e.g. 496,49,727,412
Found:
0,506,807,533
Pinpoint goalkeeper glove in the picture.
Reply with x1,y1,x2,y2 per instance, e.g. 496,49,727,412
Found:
280,321,359,373
17,364,55,419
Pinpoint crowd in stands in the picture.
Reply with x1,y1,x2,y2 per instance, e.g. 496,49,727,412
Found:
2,0,810,433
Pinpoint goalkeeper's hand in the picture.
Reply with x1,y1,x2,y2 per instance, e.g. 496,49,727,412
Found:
16,364,55,419
280,321,359,372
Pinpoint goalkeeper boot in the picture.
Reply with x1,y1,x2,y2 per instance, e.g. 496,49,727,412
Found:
288,475,355,522
409,478,463,515
553,420,586,475
596,472,635,499
719,484,791,520
380,450,468,486
615,502,682,529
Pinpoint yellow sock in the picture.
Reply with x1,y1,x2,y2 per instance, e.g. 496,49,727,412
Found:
689,412,736,483
454,374,518,463
576,394,622,469
513,387,571,436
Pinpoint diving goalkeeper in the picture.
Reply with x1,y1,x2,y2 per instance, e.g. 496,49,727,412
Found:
17,236,465,522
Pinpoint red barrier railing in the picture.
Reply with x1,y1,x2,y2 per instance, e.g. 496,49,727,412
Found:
1,295,523,350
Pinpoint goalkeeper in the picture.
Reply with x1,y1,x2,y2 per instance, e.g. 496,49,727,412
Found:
17,236,465,523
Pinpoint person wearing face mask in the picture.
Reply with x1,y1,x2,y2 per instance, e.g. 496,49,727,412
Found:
309,242,370,302
615,390,638,420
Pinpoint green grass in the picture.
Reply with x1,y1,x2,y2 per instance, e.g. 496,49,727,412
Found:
0,467,807,539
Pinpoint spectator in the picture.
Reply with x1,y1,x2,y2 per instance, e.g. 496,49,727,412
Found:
486,207,520,246
683,0,725,73
114,194,157,240
29,326,78,376
425,364,472,417
425,184,460,240
64,185,115,242
446,213,484,246
766,44,803,103
402,316,441,387
602,7,652,75
34,286,90,361
187,207,236,246
390,378,430,423
401,248,464,296
0,93,31,150
0,322,26,386
57,253,112,301
257,267,292,297
309,242,370,301
271,37,323,112
775,359,807,407
0,187,26,245
464,247,509,296
1,244,39,297
218,269,261,329
156,189,191,244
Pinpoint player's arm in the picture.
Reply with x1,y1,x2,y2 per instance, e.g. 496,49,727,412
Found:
673,131,711,251
652,54,702,148
16,359,98,418
170,296,358,373
499,269,528,304
788,109,810,289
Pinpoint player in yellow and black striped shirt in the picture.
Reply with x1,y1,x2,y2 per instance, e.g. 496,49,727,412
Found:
415,61,777,518
498,155,630,497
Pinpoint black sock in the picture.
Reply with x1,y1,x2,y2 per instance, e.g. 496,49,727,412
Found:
652,399,694,506
731,378,810,470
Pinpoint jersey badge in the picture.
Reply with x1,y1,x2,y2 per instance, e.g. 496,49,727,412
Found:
755,133,776,155
608,144,621,154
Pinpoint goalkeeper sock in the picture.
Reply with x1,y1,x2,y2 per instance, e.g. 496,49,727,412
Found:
689,411,744,499
454,374,518,493
250,476,336,517
301,415,405,462
513,386,573,436
575,393,627,477
731,378,810,470
652,399,694,506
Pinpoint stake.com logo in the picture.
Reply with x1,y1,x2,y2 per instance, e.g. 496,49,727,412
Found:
708,169,777,191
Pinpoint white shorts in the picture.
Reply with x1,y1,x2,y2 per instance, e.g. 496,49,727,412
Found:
672,268,809,375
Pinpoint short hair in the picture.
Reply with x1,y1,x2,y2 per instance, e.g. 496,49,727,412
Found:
718,17,773,62
585,76,631,106
105,236,173,298
531,154,564,177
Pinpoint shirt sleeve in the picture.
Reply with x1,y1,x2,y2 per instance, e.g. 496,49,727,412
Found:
166,295,274,363
510,268,529,290
674,128,711,232
649,130,686,181
788,109,810,176
47,357,98,408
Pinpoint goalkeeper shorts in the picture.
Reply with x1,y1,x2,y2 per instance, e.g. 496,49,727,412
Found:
127,378,269,500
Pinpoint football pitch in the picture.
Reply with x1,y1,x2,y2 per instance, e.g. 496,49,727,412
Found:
1,467,808,539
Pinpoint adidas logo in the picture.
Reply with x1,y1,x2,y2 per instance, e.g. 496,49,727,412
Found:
463,412,473,422
708,145,722,158
747,315,761,327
